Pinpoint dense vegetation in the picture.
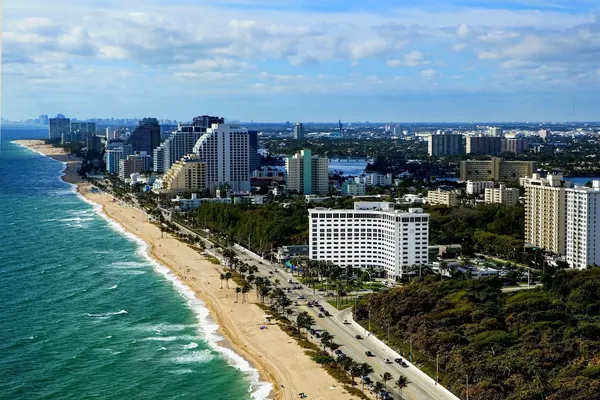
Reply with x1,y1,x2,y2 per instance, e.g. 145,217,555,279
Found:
190,202,310,254
356,270,600,400
427,203,526,262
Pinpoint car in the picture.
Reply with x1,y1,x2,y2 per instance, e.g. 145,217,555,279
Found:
269,271,274,275
294,301,299,306
297,295,305,299
361,376,372,384
314,332,322,338
324,311,331,316
365,351,374,357
334,349,342,355
355,334,363,340
287,279,293,283
307,303,313,308
394,358,402,364
318,313,324,318
400,360,409,368
343,320,350,324
384,358,392,364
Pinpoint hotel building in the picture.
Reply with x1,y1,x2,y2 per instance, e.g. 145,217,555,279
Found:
308,202,429,278
460,157,536,181
163,154,207,196
566,182,600,269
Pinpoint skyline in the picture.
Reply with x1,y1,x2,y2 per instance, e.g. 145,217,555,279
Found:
4,0,600,122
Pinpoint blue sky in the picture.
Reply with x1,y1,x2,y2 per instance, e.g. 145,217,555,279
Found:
3,0,600,122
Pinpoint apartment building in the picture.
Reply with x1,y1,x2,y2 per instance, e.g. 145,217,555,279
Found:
427,189,459,207
484,184,520,206
566,182,600,269
285,149,329,195
342,181,366,196
118,153,151,181
522,174,570,255
466,136,501,155
460,157,536,181
192,123,251,193
466,180,494,195
162,154,207,196
502,138,529,154
308,202,429,278
427,133,463,156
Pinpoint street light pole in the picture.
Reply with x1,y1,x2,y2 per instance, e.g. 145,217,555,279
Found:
466,373,469,400
436,353,439,385
409,337,413,363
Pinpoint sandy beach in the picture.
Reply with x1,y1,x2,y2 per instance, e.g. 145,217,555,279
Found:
15,140,360,400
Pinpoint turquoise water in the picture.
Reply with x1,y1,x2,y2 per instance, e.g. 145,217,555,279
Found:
0,125,270,399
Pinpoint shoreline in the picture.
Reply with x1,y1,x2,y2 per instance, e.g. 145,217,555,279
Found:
15,140,357,400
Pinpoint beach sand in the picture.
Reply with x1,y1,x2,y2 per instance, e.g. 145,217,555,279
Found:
15,140,360,400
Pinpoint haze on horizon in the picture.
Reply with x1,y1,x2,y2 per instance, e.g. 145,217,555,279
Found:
3,0,600,122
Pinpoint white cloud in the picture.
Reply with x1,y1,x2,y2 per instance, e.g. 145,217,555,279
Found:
420,68,439,78
386,50,428,67
453,43,466,52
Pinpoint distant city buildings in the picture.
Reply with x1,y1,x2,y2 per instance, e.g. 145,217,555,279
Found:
106,145,133,175
484,184,520,206
308,202,429,278
70,121,96,135
118,152,151,181
285,149,329,195
38,115,49,125
355,172,393,187
163,154,207,196
460,157,536,181
427,189,459,207
487,127,503,137
501,138,529,154
294,123,306,140
129,118,161,156
192,123,251,193
49,115,71,139
427,132,463,157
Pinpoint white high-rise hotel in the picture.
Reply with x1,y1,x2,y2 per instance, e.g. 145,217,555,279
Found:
193,123,250,193
309,202,429,278
566,182,600,269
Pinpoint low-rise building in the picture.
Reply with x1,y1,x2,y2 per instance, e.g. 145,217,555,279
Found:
460,157,536,181
276,245,309,263
427,189,459,207
484,184,520,206
342,181,366,196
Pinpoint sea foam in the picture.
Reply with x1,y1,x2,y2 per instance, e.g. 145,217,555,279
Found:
77,190,273,400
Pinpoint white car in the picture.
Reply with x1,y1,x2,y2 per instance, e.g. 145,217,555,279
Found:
297,295,305,299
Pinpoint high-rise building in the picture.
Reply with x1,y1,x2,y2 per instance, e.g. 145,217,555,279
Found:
427,133,463,156
487,127,503,137
566,182,600,269
484,184,520,206
86,135,103,152
106,145,133,175
285,149,329,195
248,130,261,173
460,157,536,181
522,174,571,255
308,202,429,278
70,121,96,135
153,117,222,173
294,123,306,140
501,138,529,154
129,118,161,155
49,115,71,139
38,115,49,125
119,153,151,181
466,135,501,155
162,154,207,196
192,123,251,193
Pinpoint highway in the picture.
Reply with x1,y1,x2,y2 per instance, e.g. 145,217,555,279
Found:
167,218,459,400
233,247,460,400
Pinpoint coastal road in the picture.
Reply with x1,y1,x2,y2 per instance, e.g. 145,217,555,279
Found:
233,249,459,400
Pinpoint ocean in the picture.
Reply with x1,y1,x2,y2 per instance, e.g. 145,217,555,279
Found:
0,125,270,399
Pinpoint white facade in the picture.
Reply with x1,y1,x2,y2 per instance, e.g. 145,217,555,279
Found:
566,182,600,269
106,146,132,175
355,173,393,186
484,185,520,206
308,202,429,278
342,181,366,196
285,149,329,195
466,180,495,195
193,123,251,193
154,127,205,173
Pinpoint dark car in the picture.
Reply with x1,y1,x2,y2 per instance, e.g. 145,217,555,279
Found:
318,313,324,318
365,350,374,357
355,334,363,340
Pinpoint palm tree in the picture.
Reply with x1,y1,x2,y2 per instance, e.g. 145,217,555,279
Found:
382,372,392,391
235,287,241,303
219,273,225,289
373,382,385,399
242,283,251,303
359,363,374,393
224,272,232,289
350,363,362,386
296,311,315,338
320,332,334,352
396,375,409,398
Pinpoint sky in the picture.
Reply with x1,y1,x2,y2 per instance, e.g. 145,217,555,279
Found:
3,0,600,122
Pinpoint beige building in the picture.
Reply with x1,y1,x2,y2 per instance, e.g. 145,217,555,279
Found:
460,157,536,181
427,189,459,207
484,184,520,206
522,174,570,255
285,149,329,195
163,154,207,196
